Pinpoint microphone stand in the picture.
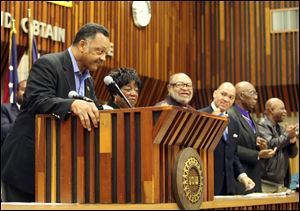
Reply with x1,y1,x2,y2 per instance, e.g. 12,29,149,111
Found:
104,76,132,108
118,90,132,108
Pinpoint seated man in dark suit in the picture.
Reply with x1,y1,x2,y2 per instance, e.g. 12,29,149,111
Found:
1,80,27,146
199,82,255,195
228,81,277,194
104,67,141,109
155,73,194,109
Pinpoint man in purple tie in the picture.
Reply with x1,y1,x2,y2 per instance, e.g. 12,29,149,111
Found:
228,81,277,194
199,82,255,195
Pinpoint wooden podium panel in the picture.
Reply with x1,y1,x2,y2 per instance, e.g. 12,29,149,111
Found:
35,106,228,203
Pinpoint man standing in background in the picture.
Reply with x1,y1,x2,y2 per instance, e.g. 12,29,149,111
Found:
1,80,27,146
257,98,298,192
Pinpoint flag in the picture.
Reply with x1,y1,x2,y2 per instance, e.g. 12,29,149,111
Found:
2,27,18,103
8,30,19,103
32,36,38,64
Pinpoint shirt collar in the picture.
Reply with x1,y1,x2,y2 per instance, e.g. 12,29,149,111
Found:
67,47,91,79
265,114,277,127
235,104,250,117
211,102,228,116
16,102,21,110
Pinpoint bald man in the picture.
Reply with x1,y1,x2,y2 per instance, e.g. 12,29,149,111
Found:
200,82,255,195
155,73,194,109
257,98,298,193
1,80,27,146
228,81,276,194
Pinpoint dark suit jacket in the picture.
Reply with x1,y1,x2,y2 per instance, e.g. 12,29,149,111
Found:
200,105,244,195
1,50,97,195
228,105,263,194
1,103,20,146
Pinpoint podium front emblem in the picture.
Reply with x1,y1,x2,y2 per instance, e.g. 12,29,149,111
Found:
172,147,204,210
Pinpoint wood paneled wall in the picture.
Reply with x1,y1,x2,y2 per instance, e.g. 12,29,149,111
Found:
194,1,299,116
1,1,299,115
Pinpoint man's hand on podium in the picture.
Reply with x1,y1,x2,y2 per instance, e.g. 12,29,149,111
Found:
240,175,255,191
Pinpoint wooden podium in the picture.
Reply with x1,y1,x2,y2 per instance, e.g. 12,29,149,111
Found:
35,106,228,204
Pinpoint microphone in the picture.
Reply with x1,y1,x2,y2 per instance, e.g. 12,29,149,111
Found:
104,76,132,108
68,90,103,110
68,90,94,102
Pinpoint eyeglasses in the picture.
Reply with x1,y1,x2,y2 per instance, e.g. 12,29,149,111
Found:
170,82,193,89
243,90,258,97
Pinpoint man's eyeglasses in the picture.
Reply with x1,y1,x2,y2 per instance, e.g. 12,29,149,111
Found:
169,82,193,89
243,90,258,97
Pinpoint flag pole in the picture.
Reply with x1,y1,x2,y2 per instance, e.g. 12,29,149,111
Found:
3,19,17,103
8,19,19,103
28,7,32,71
9,19,17,64
8,19,16,71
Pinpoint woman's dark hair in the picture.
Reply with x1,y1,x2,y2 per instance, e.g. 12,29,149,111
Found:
72,23,109,46
109,67,142,92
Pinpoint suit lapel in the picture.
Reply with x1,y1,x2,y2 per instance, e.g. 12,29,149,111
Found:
227,116,233,139
230,107,253,134
264,118,277,136
62,50,76,91
11,103,19,113
208,105,213,113
61,50,95,100
239,114,255,134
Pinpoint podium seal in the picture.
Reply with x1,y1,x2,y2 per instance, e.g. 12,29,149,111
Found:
172,147,204,210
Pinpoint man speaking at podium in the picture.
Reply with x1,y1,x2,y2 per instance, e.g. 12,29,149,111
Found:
1,23,111,202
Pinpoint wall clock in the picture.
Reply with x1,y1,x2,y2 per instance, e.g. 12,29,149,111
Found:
132,1,151,28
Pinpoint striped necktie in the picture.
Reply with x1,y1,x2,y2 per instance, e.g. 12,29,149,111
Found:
242,114,256,133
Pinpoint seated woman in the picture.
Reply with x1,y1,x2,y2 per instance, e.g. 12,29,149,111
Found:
104,67,141,109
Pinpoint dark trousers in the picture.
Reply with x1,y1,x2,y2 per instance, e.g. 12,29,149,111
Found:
2,182,34,202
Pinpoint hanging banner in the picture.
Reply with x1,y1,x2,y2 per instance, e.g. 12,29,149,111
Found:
1,11,65,43
48,1,72,8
